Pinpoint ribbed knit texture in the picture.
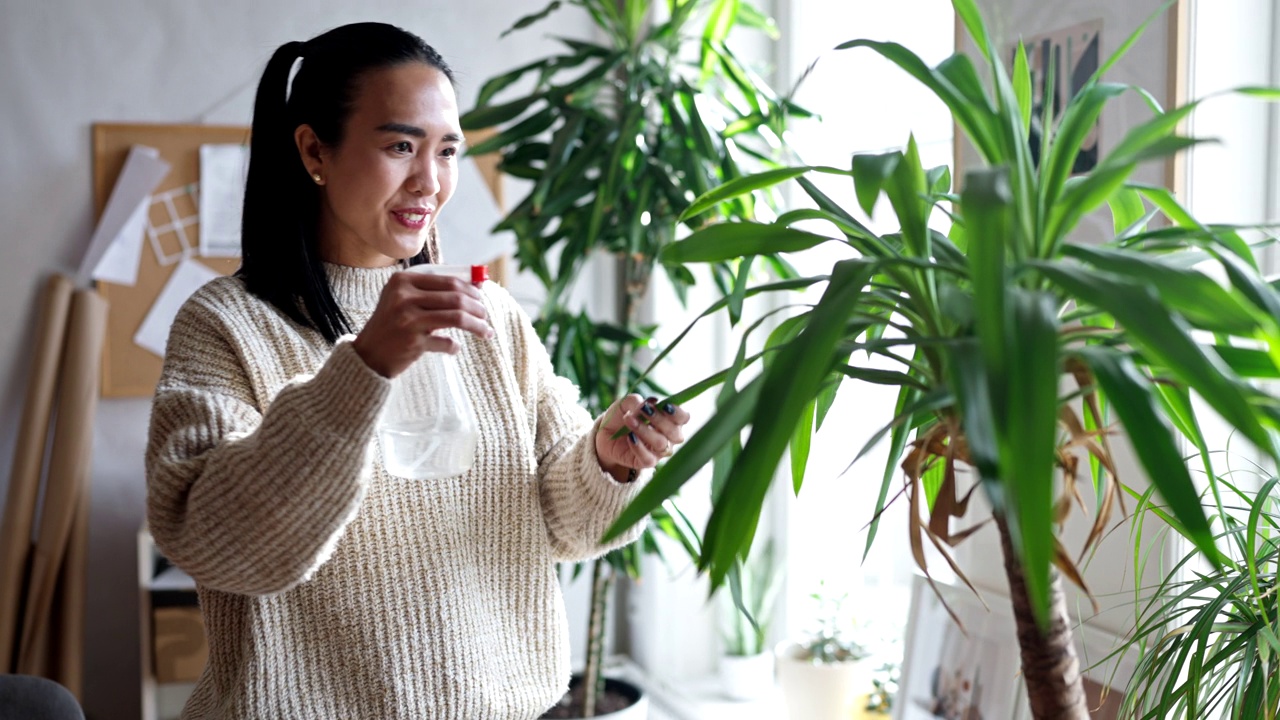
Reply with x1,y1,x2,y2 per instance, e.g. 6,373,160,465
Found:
145,264,648,719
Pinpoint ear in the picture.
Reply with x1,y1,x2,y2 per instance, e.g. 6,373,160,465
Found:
294,124,328,181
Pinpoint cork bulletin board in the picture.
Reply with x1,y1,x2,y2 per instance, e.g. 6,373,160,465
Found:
92,123,506,398
92,123,247,398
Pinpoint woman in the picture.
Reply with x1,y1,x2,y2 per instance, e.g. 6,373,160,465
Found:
145,22,688,719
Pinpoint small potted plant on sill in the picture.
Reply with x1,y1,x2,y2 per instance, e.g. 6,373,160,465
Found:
775,588,872,720
718,539,782,700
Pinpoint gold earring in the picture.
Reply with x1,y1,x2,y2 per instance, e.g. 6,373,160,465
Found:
312,173,323,184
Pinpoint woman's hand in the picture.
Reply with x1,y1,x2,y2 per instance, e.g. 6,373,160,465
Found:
351,271,494,379
595,395,691,483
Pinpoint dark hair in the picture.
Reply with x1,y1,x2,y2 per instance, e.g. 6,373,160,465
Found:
238,23,455,343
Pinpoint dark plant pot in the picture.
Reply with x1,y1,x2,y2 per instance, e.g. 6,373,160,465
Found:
541,674,648,719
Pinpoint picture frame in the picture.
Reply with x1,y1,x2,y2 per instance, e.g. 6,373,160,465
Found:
952,0,1189,211
897,574,1139,720
895,575,1023,720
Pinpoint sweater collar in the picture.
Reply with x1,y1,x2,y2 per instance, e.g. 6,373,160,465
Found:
323,262,398,312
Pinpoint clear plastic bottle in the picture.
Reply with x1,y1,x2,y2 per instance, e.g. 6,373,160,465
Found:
377,264,488,480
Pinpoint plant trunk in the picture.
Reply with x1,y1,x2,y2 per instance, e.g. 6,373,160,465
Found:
582,560,613,717
995,515,1089,720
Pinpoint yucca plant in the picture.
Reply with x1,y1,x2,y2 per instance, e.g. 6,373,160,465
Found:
603,0,1280,716
1120,461,1280,719
459,0,802,715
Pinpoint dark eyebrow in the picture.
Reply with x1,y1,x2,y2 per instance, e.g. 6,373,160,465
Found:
376,122,426,138
375,123,463,144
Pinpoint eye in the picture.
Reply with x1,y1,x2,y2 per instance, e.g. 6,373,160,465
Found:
390,141,414,154
441,146,459,159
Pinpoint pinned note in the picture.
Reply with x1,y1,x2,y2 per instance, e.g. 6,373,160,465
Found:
199,144,250,257
79,145,171,287
133,258,221,357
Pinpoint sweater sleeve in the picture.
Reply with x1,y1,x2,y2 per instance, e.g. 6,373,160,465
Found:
488,288,648,562
145,297,390,596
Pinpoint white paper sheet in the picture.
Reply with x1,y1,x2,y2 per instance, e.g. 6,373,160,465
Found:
91,196,149,285
133,257,220,357
78,144,170,286
199,144,249,257
433,157,515,265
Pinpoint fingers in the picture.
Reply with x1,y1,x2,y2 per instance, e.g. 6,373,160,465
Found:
387,271,493,339
624,402,678,459
636,397,687,447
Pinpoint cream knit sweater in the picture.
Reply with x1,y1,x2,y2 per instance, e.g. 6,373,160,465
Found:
145,264,647,719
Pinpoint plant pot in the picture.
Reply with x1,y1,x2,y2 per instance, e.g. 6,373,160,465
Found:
774,641,870,720
718,652,774,701
541,675,648,719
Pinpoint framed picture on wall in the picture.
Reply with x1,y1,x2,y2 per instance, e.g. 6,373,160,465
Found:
952,0,1189,212
895,575,1023,720
897,574,1139,720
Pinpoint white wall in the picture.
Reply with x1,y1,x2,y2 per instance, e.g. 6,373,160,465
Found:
0,2,598,718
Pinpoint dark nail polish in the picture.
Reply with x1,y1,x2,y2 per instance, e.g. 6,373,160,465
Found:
646,396,659,406
641,404,655,417
629,432,637,444
663,403,675,415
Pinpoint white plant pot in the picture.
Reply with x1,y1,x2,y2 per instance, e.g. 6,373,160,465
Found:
774,641,870,720
718,652,774,701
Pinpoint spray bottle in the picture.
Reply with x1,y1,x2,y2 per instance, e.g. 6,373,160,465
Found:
377,264,488,479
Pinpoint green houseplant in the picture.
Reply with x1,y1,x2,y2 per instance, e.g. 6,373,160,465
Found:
774,587,872,719
602,0,1280,717
1118,458,1280,719
459,0,802,715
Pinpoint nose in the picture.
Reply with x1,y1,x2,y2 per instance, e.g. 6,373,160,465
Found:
406,155,439,197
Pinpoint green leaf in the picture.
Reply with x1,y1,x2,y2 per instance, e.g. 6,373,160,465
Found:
660,223,834,264
838,41,1000,162
501,0,563,38
701,0,741,82
460,94,544,131
1034,260,1272,456
851,152,901,217
1062,245,1264,335
679,166,812,221
1075,347,1221,566
702,260,877,586
864,382,921,560
1108,186,1148,237
1012,41,1032,133
951,0,992,59
791,399,816,494
1041,83,1127,209
475,59,551,108
961,168,1012,388
466,108,557,155
1212,345,1280,379
738,1,780,39
1001,290,1062,627
1092,0,1179,87
728,256,755,326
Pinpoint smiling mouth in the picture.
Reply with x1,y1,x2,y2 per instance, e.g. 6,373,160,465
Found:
391,210,430,229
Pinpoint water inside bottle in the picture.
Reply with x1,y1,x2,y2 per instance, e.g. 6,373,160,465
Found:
378,420,478,480
375,325,480,480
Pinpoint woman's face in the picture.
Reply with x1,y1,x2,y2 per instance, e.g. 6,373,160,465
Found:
304,63,461,267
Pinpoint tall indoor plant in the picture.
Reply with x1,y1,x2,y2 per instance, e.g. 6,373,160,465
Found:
459,0,800,715
604,0,1280,717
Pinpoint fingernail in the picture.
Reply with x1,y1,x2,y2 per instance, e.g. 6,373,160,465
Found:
663,403,675,415
646,396,659,405
629,432,638,444
641,404,655,417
